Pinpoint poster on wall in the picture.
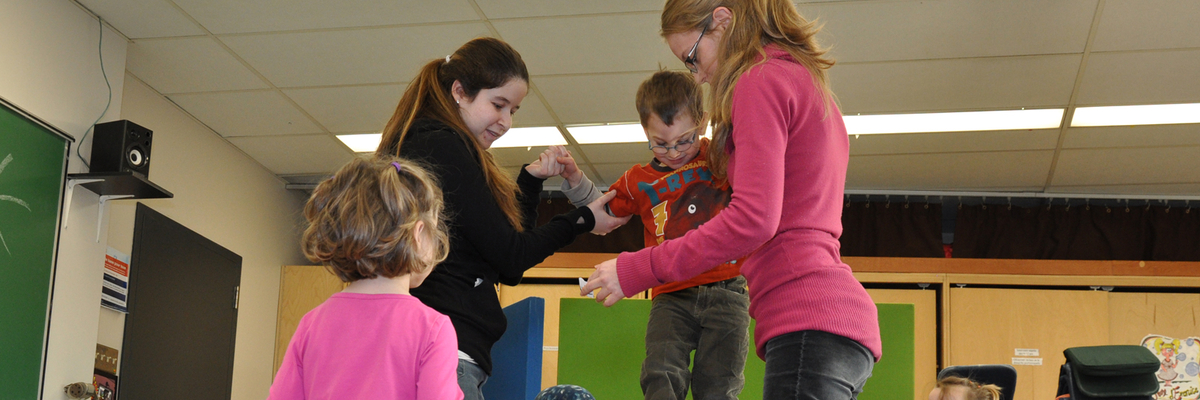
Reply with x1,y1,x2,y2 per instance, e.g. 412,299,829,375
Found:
1142,335,1200,400
93,369,117,400
101,247,130,313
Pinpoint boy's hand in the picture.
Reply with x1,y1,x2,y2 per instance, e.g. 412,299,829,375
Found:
587,191,632,235
552,146,584,188
525,148,564,179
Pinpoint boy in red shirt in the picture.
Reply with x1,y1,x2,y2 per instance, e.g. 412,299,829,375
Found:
557,71,749,400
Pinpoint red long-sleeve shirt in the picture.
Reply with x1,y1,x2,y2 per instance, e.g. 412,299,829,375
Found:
616,45,882,361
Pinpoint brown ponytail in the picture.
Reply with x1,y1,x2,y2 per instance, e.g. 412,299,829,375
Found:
376,37,530,230
662,0,835,182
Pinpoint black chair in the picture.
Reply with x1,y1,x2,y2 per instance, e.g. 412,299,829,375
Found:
937,364,1017,400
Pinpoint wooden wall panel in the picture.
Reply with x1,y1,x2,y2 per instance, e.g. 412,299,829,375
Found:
868,288,939,400
274,265,344,377
1109,292,1200,345
949,288,1110,400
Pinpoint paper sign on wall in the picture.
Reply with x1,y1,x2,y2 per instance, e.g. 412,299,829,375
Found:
101,247,129,313
1012,357,1043,366
1015,348,1040,357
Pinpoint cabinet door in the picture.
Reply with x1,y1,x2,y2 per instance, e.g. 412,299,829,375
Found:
868,288,938,400
274,265,344,377
1109,292,1200,344
949,288,1110,400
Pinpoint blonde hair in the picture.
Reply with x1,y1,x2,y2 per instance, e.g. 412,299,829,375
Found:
935,376,1002,400
661,0,835,181
636,70,706,129
376,37,529,230
301,156,450,282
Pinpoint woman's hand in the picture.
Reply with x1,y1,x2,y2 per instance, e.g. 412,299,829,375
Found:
587,191,632,235
525,147,564,179
582,258,625,307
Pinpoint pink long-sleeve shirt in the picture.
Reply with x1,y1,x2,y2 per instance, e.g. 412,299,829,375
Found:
268,292,463,400
616,45,882,361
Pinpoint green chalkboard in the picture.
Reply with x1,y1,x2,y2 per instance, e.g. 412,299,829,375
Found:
558,299,915,400
0,97,71,400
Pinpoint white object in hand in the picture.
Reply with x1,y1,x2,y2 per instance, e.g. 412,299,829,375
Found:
579,277,594,298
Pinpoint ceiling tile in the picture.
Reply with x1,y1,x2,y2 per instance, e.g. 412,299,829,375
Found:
220,23,493,87
1076,49,1200,106
1052,146,1200,187
848,129,1061,156
228,134,354,175
1063,125,1200,149
847,151,1054,190
492,13,678,75
476,0,659,19
127,37,268,93
284,84,405,134
171,0,478,34
168,90,323,137
536,73,647,125
77,0,205,39
800,0,1096,62
513,91,557,127
1091,0,1200,52
834,55,1080,114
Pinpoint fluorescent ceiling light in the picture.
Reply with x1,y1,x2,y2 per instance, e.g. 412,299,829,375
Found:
842,109,1065,135
336,133,382,153
337,127,566,152
1071,103,1200,127
567,123,647,144
490,126,568,148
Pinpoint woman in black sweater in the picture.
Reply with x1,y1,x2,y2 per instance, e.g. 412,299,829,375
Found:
375,37,627,400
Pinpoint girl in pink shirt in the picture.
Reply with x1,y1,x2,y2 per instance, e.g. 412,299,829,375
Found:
583,0,882,399
269,156,463,400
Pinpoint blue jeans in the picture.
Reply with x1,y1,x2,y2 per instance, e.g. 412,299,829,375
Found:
457,360,488,400
641,276,750,400
762,330,874,400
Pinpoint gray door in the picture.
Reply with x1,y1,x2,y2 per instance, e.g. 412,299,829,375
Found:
120,204,241,399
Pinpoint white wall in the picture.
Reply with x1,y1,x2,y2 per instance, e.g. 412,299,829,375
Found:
2,1,308,399
101,75,308,400
0,1,126,399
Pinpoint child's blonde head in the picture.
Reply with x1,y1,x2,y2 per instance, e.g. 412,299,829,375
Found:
930,376,1002,400
301,156,449,282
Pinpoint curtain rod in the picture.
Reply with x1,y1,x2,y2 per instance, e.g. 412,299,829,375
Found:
843,190,1200,202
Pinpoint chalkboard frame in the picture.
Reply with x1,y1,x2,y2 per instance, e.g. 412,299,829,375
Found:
0,95,74,400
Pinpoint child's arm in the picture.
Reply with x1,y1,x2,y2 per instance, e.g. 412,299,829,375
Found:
417,317,464,400
554,146,604,207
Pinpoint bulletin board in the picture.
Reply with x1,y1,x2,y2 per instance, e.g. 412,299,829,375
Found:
0,96,72,400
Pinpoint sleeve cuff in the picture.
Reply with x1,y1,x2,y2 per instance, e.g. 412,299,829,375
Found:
616,248,660,296
516,164,546,192
553,205,595,236
560,174,600,207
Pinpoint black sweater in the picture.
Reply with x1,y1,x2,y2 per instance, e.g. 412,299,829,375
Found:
398,119,595,375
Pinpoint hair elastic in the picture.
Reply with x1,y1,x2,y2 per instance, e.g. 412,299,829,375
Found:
391,161,403,173
444,55,451,63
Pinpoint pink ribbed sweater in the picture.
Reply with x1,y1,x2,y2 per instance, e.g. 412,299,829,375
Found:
616,45,882,361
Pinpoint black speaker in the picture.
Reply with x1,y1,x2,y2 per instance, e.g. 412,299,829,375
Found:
90,120,152,178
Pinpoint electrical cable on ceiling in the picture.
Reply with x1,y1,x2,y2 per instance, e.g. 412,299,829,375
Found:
77,16,113,170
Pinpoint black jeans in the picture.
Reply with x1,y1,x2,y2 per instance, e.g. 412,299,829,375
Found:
762,330,875,400
641,276,750,400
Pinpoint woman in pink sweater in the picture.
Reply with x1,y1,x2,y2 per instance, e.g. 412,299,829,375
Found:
581,0,882,398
